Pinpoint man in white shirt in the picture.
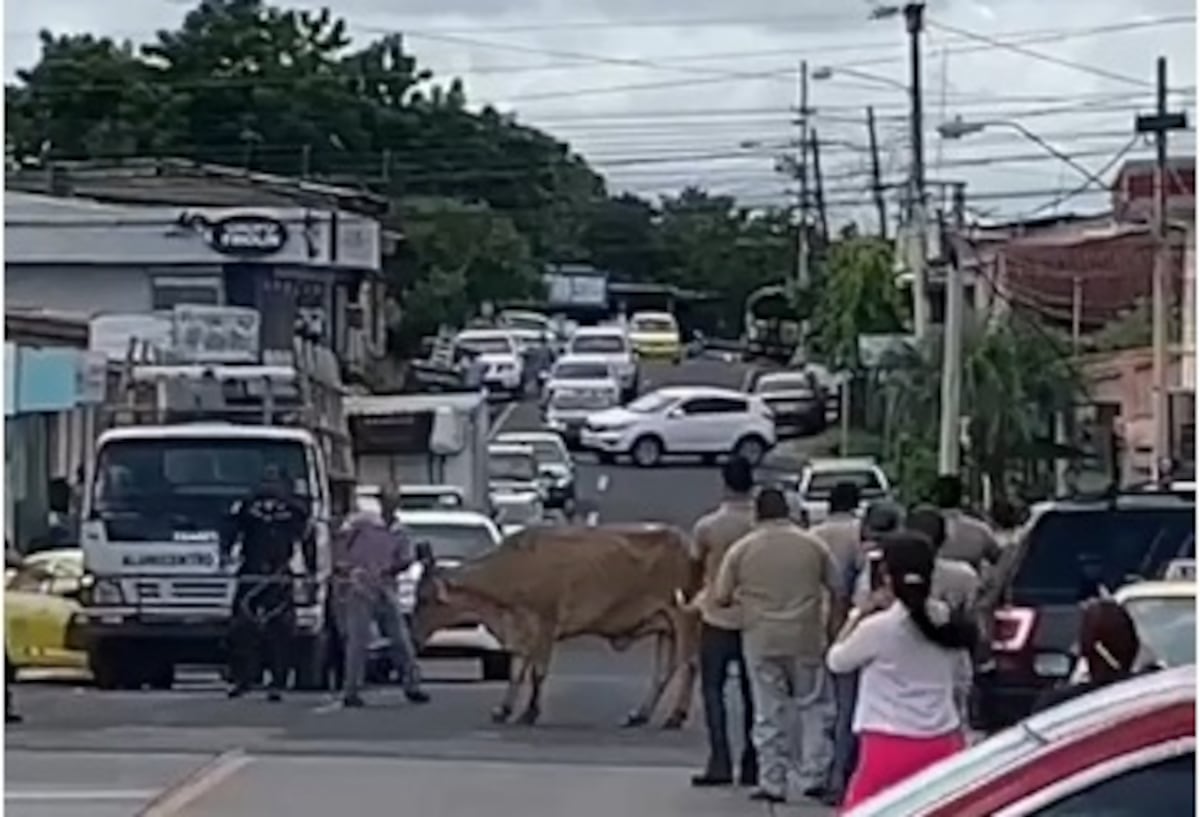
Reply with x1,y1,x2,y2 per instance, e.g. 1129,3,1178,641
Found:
714,489,847,804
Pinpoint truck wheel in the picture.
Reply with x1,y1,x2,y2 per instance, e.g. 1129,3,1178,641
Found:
146,661,175,691
482,652,512,682
89,643,124,691
292,632,330,691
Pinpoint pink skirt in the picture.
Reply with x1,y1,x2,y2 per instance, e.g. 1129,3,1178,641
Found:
840,729,965,813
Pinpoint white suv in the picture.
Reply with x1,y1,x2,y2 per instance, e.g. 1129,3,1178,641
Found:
567,326,638,401
581,386,776,467
454,329,524,397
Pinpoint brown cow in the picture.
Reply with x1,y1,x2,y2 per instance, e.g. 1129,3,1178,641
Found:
412,522,701,727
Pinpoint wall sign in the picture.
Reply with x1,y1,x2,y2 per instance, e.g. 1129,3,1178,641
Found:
208,215,288,256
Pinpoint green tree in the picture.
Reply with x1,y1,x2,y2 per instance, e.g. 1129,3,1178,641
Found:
809,236,905,370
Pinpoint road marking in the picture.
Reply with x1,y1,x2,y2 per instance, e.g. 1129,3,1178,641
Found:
585,510,600,527
489,401,519,436
7,790,158,802
311,698,343,715
596,474,610,493
137,748,252,817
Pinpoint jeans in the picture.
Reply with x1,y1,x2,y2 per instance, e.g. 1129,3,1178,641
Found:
747,653,833,799
827,670,859,797
698,623,756,778
337,577,421,699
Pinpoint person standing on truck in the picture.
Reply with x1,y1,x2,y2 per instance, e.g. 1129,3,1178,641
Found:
223,465,314,702
333,493,430,708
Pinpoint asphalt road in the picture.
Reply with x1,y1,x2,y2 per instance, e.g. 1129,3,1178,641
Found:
7,354,834,817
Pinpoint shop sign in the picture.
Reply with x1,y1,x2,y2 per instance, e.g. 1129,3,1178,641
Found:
208,215,288,256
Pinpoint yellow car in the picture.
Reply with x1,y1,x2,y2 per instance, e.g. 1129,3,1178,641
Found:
628,311,682,364
6,548,88,675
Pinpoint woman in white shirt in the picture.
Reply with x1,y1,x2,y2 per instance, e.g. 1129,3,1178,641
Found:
826,532,976,812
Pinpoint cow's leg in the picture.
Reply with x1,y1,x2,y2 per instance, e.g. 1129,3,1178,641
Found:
492,654,530,724
516,638,553,726
622,631,672,728
663,612,700,730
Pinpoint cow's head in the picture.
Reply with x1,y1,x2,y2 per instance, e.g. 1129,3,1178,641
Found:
410,545,484,646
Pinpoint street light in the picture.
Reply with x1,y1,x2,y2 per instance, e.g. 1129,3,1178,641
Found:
937,115,1111,189
811,65,909,92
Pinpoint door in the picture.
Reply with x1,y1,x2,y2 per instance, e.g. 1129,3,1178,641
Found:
675,397,748,453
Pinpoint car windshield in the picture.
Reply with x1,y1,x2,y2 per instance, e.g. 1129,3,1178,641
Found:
405,523,496,562
91,438,312,541
502,314,547,332
627,392,677,414
399,492,463,510
757,376,812,394
489,453,537,481
458,335,513,355
554,362,611,380
632,316,675,333
805,470,884,499
527,441,568,465
1012,507,1196,605
571,335,625,354
1125,595,1196,667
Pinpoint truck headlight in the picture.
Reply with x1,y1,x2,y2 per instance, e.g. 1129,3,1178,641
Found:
81,575,124,606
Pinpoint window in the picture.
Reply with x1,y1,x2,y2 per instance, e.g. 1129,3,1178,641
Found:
571,335,626,354
405,524,497,562
152,276,221,310
1032,752,1194,816
681,397,747,416
804,470,885,499
1012,508,1196,606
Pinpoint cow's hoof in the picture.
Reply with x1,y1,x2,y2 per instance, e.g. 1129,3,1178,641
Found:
661,712,686,730
621,711,650,728
491,705,513,724
516,708,540,726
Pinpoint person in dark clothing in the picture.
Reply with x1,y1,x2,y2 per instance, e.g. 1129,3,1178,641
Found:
1033,599,1141,713
223,465,314,701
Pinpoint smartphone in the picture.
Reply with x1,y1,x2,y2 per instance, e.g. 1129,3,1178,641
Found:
866,549,886,591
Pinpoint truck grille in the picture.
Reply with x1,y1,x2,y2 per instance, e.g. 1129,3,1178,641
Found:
127,579,231,603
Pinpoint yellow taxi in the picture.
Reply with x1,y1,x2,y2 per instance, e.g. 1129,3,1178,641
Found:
6,548,88,675
628,311,682,364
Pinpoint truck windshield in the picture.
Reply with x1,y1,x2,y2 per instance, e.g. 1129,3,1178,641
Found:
91,438,311,541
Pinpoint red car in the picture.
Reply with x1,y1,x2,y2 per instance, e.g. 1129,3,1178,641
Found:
846,665,1195,816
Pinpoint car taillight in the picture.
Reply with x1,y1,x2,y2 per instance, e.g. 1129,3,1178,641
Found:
992,606,1036,652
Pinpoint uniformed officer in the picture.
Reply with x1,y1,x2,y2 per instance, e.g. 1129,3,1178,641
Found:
223,465,314,701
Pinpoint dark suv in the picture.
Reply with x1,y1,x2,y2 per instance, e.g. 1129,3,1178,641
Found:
974,490,1195,731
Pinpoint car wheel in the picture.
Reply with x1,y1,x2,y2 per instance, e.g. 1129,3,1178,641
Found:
733,435,767,465
631,435,664,468
482,652,512,682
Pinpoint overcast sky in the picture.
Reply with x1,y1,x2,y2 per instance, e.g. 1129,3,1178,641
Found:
5,0,1196,226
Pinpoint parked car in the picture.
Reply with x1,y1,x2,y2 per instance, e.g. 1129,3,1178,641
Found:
494,431,576,513
387,510,512,682
845,665,1195,816
580,386,776,468
566,326,639,401
791,457,891,524
1069,566,1196,683
628,311,682,364
751,369,827,437
6,548,88,676
975,489,1195,731
454,329,525,397
487,443,545,535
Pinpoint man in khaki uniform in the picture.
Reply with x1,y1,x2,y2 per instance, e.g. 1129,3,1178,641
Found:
714,488,848,804
809,481,862,590
689,457,758,788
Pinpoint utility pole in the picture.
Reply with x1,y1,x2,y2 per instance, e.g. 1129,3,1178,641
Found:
811,129,829,246
1135,56,1188,483
1071,276,1083,353
795,60,811,297
867,106,887,240
937,182,966,476
905,2,930,341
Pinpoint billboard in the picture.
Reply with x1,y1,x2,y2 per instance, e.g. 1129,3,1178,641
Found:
544,267,608,308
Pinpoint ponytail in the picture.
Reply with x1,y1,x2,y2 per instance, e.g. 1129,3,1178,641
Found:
881,532,978,651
